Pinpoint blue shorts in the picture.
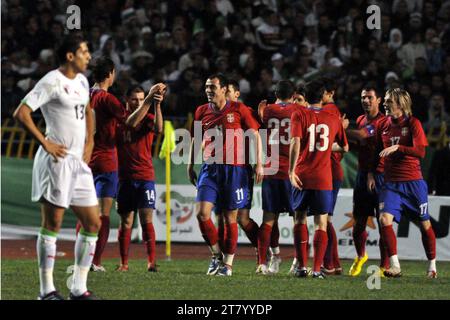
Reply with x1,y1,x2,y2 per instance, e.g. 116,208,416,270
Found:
244,165,254,210
291,188,333,215
117,180,156,214
353,172,384,217
379,179,430,223
196,164,250,212
262,178,294,214
94,171,118,198
329,180,343,216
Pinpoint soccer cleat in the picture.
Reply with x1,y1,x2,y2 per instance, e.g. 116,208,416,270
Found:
147,263,158,272
115,264,129,272
426,270,437,279
378,267,386,278
312,271,326,279
383,266,402,278
206,256,221,275
216,264,232,276
69,290,100,300
90,264,106,272
256,264,270,275
37,291,65,300
294,267,311,278
288,260,299,275
348,253,368,276
268,255,282,274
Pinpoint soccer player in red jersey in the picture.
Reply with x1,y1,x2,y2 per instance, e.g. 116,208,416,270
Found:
115,85,165,272
224,81,261,263
256,80,299,275
374,88,437,278
187,74,263,276
345,88,389,276
289,79,348,278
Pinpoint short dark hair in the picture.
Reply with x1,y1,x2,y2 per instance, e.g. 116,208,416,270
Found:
126,85,145,97
57,33,86,64
305,79,326,104
207,73,228,88
321,76,337,92
92,56,115,83
275,80,295,100
296,84,306,98
361,86,380,97
228,79,240,92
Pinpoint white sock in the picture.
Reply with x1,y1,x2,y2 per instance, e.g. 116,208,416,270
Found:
223,254,235,266
270,246,280,255
292,257,298,266
428,259,436,272
389,255,400,269
209,243,221,256
71,231,97,296
37,229,57,296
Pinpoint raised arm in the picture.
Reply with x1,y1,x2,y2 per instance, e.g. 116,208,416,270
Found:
126,83,166,128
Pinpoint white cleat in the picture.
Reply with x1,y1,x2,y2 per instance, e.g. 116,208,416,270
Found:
256,264,270,275
90,264,106,272
288,260,299,275
427,270,437,278
268,255,282,274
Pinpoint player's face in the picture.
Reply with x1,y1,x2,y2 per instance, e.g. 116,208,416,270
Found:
322,90,334,104
71,42,91,73
226,85,240,102
383,94,402,117
205,78,226,104
127,91,145,111
294,93,306,105
361,90,380,114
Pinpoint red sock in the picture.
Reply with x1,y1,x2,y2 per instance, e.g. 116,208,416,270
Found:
257,223,272,265
270,221,279,249
313,230,328,272
118,227,132,265
75,221,82,236
142,223,156,264
93,216,110,266
198,218,218,246
353,224,368,258
381,225,397,257
378,233,390,269
224,222,238,255
218,218,227,253
421,227,436,260
324,222,338,269
242,219,259,248
294,224,309,268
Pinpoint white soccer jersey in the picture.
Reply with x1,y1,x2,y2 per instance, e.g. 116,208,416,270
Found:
22,69,90,159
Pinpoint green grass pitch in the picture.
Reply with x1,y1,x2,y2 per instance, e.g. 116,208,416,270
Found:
2,259,449,300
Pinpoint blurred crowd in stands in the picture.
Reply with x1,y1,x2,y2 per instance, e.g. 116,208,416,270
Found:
2,0,450,193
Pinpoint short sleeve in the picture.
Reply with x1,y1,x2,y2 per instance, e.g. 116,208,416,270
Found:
290,110,305,138
21,74,55,111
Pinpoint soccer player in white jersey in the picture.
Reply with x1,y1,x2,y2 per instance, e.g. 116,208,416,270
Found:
14,33,101,300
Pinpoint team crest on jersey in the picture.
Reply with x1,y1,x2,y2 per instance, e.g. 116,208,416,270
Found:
402,127,409,136
227,113,235,123
366,124,375,136
63,85,70,94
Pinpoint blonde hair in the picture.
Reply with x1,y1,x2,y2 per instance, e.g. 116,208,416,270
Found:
386,88,413,117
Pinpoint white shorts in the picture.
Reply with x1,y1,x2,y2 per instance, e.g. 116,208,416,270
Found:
32,147,98,208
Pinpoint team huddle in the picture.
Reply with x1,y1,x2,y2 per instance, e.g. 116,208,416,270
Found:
13,34,437,300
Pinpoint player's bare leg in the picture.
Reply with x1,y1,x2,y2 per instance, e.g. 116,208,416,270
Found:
237,208,259,262
138,208,157,271
419,220,437,278
117,211,134,271
90,197,113,271
196,201,221,275
311,213,328,279
379,213,402,277
70,204,101,299
36,199,65,300
293,211,310,277
217,210,238,276
349,215,369,276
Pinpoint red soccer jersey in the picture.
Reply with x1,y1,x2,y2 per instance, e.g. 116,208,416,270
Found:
263,102,299,179
291,107,348,190
116,114,156,181
322,103,344,181
88,89,129,174
192,101,260,166
376,115,427,182
356,112,386,173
